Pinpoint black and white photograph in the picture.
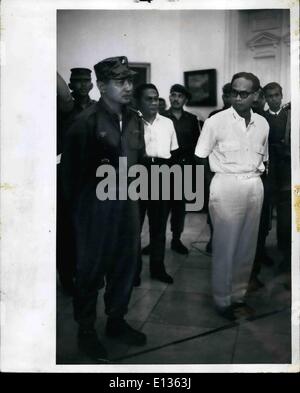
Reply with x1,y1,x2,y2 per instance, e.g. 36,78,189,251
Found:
1,0,300,374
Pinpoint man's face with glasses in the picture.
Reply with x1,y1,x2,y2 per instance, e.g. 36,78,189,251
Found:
231,77,258,115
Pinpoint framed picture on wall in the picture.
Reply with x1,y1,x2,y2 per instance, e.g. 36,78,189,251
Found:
129,62,151,89
184,69,217,106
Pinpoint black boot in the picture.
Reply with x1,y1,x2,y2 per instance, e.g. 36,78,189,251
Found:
247,276,265,293
106,318,147,346
78,328,108,362
171,238,188,255
151,271,174,284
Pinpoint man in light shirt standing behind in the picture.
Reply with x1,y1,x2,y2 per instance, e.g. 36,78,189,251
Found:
134,83,179,285
195,72,269,321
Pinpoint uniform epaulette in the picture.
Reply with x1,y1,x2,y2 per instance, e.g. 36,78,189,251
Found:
129,107,144,118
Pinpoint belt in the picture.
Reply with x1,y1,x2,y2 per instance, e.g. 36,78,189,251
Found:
143,157,170,165
215,172,261,179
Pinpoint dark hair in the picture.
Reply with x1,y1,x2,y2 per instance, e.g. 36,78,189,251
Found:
222,83,232,95
263,82,283,96
134,83,159,102
257,87,265,99
231,72,260,92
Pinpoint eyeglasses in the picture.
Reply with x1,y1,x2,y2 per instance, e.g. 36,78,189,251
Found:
231,89,254,99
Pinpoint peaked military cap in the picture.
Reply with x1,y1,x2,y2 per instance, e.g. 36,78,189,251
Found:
70,68,92,80
170,84,192,100
94,56,137,81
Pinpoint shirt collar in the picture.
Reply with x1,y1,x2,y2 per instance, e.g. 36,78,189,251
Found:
166,109,186,119
231,106,255,125
268,107,282,115
143,113,160,126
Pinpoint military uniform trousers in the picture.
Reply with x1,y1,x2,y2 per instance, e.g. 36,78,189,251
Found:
72,194,140,329
209,173,264,308
56,163,76,290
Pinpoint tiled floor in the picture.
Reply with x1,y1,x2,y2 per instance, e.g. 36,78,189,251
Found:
56,212,291,365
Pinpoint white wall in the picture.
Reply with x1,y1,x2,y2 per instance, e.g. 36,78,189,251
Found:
236,10,290,102
57,9,290,120
57,10,227,120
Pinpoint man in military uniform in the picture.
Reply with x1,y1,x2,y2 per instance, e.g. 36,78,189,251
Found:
61,56,147,362
263,82,291,274
57,73,75,295
248,87,273,292
65,68,96,127
57,68,96,296
158,97,167,115
252,87,266,116
165,84,200,254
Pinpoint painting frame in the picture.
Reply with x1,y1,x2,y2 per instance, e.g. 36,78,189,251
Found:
184,68,217,106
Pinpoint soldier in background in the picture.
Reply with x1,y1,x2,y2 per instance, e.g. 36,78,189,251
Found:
57,72,75,295
165,84,200,254
65,67,96,128
57,68,96,296
158,97,167,115
252,87,266,116
263,82,291,275
248,87,273,292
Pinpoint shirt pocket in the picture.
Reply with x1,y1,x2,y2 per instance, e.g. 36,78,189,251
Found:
218,141,240,164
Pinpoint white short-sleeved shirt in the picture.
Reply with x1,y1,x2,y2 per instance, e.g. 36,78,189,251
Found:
195,107,269,174
143,113,179,159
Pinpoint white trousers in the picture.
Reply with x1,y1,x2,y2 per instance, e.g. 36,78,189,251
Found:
209,173,264,308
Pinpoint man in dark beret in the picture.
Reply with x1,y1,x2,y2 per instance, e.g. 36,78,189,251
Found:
165,84,200,254
57,68,96,297
61,56,146,362
65,68,96,127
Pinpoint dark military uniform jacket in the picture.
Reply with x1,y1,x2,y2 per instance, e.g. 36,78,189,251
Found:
164,109,200,164
57,96,96,155
263,106,291,192
61,98,145,276
65,96,96,129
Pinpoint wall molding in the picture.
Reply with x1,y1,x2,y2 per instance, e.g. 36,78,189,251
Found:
247,32,281,51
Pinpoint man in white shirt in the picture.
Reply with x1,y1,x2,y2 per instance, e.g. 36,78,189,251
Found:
134,83,179,284
195,72,269,321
